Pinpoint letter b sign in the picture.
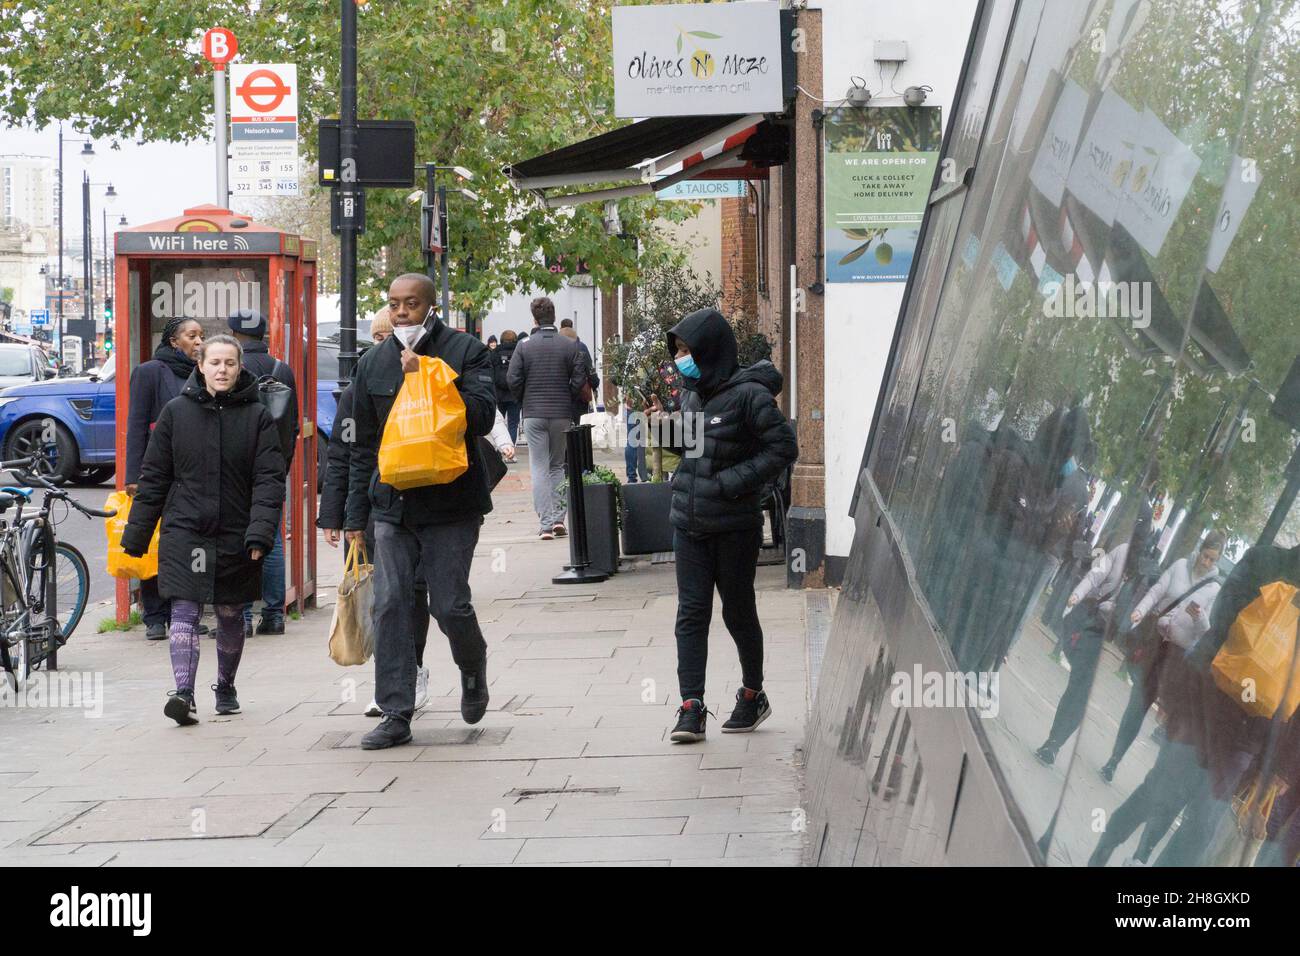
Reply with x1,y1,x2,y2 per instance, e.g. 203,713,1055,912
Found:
203,28,239,68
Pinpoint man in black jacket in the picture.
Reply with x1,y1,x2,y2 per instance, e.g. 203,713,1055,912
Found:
663,308,798,743
228,308,298,635
506,297,588,539
344,274,498,750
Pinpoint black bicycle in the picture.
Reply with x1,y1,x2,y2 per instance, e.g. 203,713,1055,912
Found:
0,455,115,687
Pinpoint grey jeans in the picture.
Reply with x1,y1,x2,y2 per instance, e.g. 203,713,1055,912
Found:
372,517,486,722
523,417,570,531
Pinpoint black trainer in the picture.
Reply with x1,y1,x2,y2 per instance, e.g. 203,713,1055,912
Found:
361,716,412,750
1100,758,1117,782
1034,742,1059,766
213,682,240,716
670,699,709,743
721,687,771,733
460,665,490,724
145,624,167,641
164,689,198,726
256,616,285,635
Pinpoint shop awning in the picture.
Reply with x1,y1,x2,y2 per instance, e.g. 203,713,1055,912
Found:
504,113,788,208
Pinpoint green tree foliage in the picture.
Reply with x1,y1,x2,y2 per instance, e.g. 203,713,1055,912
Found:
0,0,693,307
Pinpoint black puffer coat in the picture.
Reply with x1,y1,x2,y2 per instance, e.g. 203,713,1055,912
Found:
121,369,286,604
666,308,797,535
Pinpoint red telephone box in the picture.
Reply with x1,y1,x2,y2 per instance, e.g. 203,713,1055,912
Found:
112,204,318,622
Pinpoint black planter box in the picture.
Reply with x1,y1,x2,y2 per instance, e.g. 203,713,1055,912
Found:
581,482,620,576
620,480,674,555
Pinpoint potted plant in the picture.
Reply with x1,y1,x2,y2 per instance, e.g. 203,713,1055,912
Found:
559,465,622,576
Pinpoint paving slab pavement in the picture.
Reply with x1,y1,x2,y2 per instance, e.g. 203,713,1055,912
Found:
0,446,814,866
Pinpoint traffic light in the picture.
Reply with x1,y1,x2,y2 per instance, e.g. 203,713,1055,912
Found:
103,296,113,322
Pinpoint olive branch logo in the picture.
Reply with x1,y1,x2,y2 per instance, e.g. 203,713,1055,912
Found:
677,25,722,78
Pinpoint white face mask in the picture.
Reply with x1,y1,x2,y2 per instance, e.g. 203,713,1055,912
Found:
393,325,421,348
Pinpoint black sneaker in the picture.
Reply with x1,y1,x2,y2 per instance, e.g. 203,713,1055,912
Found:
256,616,285,635
1034,742,1058,766
721,687,771,733
213,682,240,716
145,624,167,641
361,716,412,750
1100,759,1117,782
197,623,211,637
164,689,198,726
460,665,490,725
670,699,709,743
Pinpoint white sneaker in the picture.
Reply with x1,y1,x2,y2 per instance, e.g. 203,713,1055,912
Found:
414,666,430,712
363,698,382,717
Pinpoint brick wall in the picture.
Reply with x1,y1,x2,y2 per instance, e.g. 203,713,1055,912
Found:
719,195,757,326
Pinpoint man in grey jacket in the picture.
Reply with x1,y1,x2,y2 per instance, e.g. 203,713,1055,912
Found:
507,296,588,538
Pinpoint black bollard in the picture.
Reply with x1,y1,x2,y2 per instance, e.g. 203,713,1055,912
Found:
553,424,608,584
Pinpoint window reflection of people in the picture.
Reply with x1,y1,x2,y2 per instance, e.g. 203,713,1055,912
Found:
1089,535,1300,867
1032,536,1129,766
927,405,1092,674
1099,532,1225,781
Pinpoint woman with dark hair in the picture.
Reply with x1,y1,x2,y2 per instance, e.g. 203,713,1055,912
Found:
124,316,205,641
121,334,286,725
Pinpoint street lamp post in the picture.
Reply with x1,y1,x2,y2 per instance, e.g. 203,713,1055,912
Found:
81,176,116,368
420,164,476,332
55,125,95,358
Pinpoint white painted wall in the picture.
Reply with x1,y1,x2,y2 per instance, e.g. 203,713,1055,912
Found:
816,0,979,559
656,200,723,288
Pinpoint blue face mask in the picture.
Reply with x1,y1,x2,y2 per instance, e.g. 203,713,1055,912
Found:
1061,457,1078,477
675,354,701,379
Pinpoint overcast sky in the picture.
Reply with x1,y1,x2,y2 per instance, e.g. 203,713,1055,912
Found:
2,122,222,248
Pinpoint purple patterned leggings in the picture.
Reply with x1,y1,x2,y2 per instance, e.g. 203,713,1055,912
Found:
169,600,247,693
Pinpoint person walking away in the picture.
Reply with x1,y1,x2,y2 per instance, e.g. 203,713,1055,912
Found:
493,330,521,443
665,308,797,742
560,318,600,425
120,335,285,725
227,308,298,637
125,316,205,642
506,297,588,540
344,274,497,750
1098,531,1224,780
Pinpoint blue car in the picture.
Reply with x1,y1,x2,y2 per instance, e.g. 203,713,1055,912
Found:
0,339,369,488
0,365,116,485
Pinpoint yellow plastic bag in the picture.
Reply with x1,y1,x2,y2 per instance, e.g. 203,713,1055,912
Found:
1211,581,1300,718
378,355,468,490
328,541,375,666
104,490,159,580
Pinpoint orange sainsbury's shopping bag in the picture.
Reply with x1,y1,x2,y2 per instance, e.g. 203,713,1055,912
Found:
1211,581,1300,719
104,490,159,579
378,355,469,490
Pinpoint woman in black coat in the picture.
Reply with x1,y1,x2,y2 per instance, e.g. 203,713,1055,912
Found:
125,316,205,641
121,334,286,726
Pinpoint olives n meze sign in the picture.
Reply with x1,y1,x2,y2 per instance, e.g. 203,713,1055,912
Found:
612,1,784,118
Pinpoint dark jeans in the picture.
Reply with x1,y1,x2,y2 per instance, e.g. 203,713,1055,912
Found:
372,518,487,721
345,534,430,667
1044,623,1104,749
140,575,170,628
673,527,764,702
243,529,285,625
499,401,520,444
1090,739,1200,865
1107,644,1166,769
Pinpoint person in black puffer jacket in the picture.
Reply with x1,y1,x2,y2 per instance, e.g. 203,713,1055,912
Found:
664,308,797,744
121,335,286,727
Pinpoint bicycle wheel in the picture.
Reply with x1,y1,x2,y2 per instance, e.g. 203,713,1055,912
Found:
51,542,89,641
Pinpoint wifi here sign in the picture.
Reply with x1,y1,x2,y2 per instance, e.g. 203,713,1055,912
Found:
115,232,283,254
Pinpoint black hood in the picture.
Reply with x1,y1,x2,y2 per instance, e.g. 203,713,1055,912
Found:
182,367,260,405
667,308,738,398
725,359,784,396
1031,405,1091,484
